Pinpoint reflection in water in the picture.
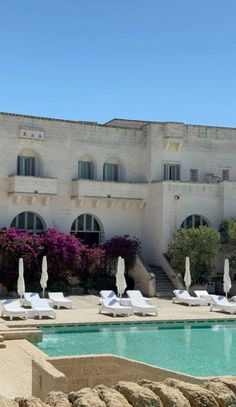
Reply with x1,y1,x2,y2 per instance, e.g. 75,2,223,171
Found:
115,331,127,354
224,327,232,364
184,326,191,350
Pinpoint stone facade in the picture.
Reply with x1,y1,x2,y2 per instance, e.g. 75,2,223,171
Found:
1,112,236,273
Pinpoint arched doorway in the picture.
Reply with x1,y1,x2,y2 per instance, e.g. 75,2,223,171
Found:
71,214,101,245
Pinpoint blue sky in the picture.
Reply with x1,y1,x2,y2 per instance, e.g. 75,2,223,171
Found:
0,0,235,126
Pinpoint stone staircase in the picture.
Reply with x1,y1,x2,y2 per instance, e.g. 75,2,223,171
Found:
149,265,175,298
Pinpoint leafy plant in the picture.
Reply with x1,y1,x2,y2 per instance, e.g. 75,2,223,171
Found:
168,226,220,285
219,218,236,272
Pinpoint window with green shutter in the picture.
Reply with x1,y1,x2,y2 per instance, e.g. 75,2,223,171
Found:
78,161,93,179
17,156,35,176
103,163,119,181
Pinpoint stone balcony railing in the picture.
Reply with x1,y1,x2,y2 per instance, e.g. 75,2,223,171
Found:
71,179,147,209
8,175,57,204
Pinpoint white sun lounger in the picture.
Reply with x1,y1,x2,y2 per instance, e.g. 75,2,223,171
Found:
48,292,73,309
210,295,236,314
31,298,56,319
194,290,214,304
99,298,133,317
173,290,209,306
99,290,127,305
100,290,119,301
24,292,40,307
1,299,28,320
126,290,158,316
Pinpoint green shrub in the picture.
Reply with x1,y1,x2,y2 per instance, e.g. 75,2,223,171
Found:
168,226,220,285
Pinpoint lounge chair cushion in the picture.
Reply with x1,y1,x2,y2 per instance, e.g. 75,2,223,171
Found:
210,295,236,314
48,292,73,309
126,290,158,315
100,298,133,316
173,290,209,306
1,299,28,320
31,298,56,319
24,292,40,306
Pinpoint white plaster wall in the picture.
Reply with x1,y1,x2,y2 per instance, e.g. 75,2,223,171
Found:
1,113,236,268
149,122,236,182
0,114,144,251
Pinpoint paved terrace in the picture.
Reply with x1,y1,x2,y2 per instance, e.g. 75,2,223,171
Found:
0,294,236,399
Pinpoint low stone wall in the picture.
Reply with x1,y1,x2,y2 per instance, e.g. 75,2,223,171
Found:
129,256,156,297
32,358,67,400
0,327,43,342
32,353,205,401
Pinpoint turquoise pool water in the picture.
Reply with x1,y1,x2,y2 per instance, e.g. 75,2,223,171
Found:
36,321,236,377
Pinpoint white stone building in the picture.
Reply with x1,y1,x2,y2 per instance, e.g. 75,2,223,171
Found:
1,112,235,278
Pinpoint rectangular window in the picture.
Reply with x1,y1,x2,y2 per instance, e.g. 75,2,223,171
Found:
190,169,198,182
78,161,92,179
103,163,119,181
17,156,35,176
222,169,230,181
164,164,180,181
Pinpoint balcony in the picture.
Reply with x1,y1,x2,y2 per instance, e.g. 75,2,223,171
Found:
8,176,57,204
71,179,147,209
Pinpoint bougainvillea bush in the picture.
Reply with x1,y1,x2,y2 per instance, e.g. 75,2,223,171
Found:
0,228,140,293
102,234,141,271
0,228,43,291
102,235,141,290
42,229,82,290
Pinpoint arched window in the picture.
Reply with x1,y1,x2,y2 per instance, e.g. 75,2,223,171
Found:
71,214,101,245
78,155,93,180
103,157,120,181
181,215,209,229
11,212,45,233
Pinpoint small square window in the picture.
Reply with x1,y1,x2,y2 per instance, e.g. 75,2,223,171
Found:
164,164,180,181
190,169,198,182
222,169,230,181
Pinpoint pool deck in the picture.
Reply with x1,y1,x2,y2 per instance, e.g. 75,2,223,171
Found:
1,294,236,398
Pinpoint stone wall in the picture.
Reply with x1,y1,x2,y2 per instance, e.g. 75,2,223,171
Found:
129,256,156,297
32,353,205,401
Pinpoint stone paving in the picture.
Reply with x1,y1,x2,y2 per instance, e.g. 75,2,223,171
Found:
0,294,236,398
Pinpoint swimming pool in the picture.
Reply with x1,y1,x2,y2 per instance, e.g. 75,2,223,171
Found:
36,320,236,377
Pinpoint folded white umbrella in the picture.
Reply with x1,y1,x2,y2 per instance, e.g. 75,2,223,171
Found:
40,256,48,298
17,258,25,300
223,258,231,299
116,256,127,303
184,256,191,292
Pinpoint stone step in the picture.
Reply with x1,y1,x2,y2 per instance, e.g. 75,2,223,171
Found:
149,264,175,298
0,335,4,343
156,282,172,287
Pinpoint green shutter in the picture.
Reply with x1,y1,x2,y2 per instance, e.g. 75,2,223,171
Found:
164,164,168,180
